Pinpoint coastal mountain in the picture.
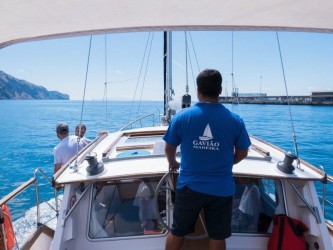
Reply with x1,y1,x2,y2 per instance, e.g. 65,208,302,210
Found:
0,70,69,100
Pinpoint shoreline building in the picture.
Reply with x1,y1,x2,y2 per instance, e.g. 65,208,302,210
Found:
220,91,333,106
311,91,333,105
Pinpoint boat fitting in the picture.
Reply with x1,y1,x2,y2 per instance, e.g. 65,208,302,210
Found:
85,152,104,176
277,151,298,174
321,173,328,184
182,94,191,108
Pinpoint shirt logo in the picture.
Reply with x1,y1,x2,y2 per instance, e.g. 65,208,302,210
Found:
199,124,213,141
193,124,220,150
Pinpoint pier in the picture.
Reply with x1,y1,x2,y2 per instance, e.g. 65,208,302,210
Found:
219,91,333,106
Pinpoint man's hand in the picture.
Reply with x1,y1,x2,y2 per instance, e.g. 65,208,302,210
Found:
55,183,64,191
169,161,180,172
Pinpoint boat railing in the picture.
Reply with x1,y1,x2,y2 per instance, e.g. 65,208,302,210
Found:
319,195,333,208
0,168,59,234
120,111,161,131
318,174,333,223
288,179,322,223
34,168,60,226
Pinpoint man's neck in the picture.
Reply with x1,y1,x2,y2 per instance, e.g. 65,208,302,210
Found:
199,96,219,103
60,134,69,141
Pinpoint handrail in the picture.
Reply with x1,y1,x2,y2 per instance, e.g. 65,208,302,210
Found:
327,174,333,183
0,168,60,230
251,135,327,174
0,178,36,206
120,113,155,131
288,179,321,223
34,168,59,226
63,183,92,224
318,195,333,207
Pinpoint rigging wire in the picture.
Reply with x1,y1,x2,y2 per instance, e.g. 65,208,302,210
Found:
187,46,196,93
276,32,299,155
105,77,137,84
188,32,201,73
136,33,155,119
102,83,108,129
104,34,108,131
186,32,197,94
185,32,189,94
176,31,201,95
230,31,242,115
129,32,152,122
74,35,93,171
79,36,92,126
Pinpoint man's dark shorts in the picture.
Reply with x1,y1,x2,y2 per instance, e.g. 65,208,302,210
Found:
171,186,233,240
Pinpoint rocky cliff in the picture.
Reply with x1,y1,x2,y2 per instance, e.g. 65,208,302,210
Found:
0,70,69,100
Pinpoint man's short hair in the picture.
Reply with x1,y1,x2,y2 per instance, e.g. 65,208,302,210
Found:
196,69,222,98
56,122,69,135
76,124,87,130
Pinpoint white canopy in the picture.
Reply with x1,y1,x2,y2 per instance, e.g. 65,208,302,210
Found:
1,0,333,48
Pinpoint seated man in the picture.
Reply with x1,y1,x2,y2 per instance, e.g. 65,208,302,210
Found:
232,178,260,232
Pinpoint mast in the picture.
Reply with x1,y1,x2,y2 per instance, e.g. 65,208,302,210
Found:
163,31,174,123
163,32,167,116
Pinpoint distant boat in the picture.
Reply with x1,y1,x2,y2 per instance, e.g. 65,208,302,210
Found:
199,124,213,141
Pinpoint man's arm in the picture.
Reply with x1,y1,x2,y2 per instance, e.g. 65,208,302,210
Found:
165,143,180,171
234,148,248,165
54,163,61,174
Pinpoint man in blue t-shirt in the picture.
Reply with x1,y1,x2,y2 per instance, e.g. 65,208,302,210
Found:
163,69,251,250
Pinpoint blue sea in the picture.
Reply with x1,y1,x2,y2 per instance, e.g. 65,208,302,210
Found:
1,100,333,223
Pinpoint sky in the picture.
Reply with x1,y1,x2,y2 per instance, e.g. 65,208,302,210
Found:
0,31,332,101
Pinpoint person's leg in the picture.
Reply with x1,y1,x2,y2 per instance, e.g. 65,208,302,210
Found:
209,238,226,250
165,233,184,250
166,186,203,249
204,195,233,249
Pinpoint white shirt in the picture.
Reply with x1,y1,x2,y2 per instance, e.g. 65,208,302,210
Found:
134,182,157,221
239,183,260,217
54,135,85,166
81,136,92,146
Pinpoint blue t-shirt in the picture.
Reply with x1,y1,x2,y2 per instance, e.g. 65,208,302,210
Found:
163,102,251,197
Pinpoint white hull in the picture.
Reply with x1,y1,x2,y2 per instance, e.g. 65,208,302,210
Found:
49,127,332,249
1,126,332,250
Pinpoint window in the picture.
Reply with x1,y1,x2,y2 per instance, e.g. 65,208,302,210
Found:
232,177,285,234
89,178,165,239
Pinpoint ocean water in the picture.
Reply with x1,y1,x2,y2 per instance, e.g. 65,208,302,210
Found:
0,100,332,224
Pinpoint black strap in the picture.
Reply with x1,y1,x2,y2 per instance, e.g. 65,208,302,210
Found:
277,216,285,250
286,216,306,236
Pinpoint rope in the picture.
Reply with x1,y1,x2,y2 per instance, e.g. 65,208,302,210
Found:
276,32,299,155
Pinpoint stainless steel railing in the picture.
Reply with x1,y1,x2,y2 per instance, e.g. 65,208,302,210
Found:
0,168,59,249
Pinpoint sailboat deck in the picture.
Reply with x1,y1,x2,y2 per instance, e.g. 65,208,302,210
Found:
55,127,325,184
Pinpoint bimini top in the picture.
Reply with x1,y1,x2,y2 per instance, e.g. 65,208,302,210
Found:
54,127,326,184
1,0,333,48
